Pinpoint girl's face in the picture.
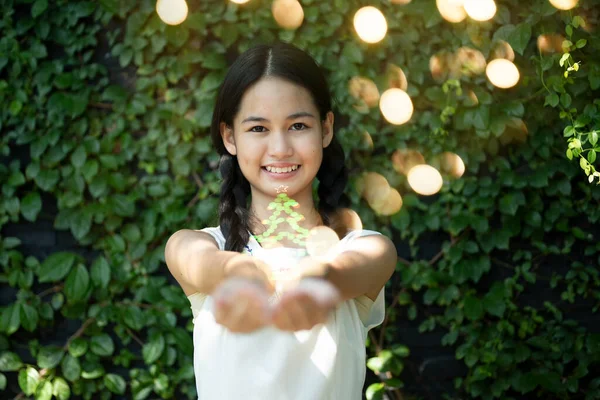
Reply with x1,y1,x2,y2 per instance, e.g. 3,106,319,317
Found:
221,76,334,199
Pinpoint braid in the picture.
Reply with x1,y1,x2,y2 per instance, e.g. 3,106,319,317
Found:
316,136,351,230
218,154,251,253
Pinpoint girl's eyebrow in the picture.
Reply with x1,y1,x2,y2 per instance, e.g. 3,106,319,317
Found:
241,112,316,124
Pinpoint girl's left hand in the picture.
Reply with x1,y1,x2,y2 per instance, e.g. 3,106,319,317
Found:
271,278,340,332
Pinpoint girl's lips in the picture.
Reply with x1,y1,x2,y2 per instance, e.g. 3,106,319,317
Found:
262,165,301,180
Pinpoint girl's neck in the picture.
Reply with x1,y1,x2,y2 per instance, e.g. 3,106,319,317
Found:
248,186,323,248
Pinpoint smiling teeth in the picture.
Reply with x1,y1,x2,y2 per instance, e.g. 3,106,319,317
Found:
265,165,299,173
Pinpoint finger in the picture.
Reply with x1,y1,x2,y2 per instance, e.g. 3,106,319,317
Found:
275,295,313,331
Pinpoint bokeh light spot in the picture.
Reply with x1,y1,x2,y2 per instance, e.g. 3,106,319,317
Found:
354,6,388,44
380,88,414,125
549,0,579,10
392,149,425,175
486,59,520,89
407,165,444,196
306,226,340,258
272,0,304,30
436,0,467,23
464,0,496,21
349,77,380,109
156,0,188,25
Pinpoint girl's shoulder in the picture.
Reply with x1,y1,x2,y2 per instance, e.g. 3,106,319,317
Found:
195,226,226,251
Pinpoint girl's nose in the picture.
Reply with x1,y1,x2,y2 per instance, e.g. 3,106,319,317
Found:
268,130,294,158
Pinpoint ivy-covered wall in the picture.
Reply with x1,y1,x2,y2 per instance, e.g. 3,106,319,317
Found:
1,0,600,399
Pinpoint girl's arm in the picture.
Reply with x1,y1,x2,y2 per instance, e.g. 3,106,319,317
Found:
165,229,273,296
324,234,397,302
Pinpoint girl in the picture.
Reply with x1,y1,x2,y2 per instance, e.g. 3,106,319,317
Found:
165,42,397,400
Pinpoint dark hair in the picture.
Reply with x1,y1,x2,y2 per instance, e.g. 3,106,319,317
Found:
210,42,350,252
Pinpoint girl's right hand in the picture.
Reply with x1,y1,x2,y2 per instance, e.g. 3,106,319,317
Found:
212,276,273,333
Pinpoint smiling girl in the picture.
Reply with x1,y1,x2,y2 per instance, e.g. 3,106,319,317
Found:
165,42,397,400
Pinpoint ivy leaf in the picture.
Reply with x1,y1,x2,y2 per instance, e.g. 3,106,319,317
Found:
20,303,39,332
39,252,76,283
0,373,6,390
508,23,532,55
464,294,484,320
91,256,111,289
1,303,21,335
483,283,506,317
18,366,40,396
31,0,48,18
61,354,81,382
90,334,114,357
0,351,23,371
142,334,165,364
64,264,90,303
52,377,71,400
365,382,385,400
104,373,126,395
37,346,64,369
21,192,42,222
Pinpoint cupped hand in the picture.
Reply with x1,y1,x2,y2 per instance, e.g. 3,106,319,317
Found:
271,278,341,332
212,277,273,334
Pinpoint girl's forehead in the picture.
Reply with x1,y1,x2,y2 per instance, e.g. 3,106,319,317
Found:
237,77,317,118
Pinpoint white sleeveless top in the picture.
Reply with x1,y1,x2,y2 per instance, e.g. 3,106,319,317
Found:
188,226,385,400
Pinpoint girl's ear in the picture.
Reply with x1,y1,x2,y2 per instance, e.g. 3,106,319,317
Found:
322,111,335,148
220,122,237,155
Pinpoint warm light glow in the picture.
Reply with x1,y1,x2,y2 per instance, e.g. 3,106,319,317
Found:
500,118,528,145
463,0,496,21
537,34,565,53
456,47,486,76
375,188,403,216
380,88,414,125
486,59,520,89
354,6,388,44
407,165,443,196
387,64,408,91
156,0,188,25
230,0,251,3
491,40,515,61
348,77,380,108
362,131,374,150
306,226,340,258
549,0,579,10
436,0,467,23
332,208,363,232
392,149,425,175
439,152,466,178
391,0,412,4
272,0,304,30
362,172,391,208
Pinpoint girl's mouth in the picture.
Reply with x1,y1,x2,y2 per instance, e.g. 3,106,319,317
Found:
261,165,301,179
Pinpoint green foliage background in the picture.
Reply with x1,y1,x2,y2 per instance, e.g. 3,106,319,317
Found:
1,0,600,399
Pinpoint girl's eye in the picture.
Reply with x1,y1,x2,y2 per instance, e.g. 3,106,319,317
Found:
250,126,267,133
291,123,308,131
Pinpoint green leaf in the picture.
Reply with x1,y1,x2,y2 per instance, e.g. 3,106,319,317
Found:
64,264,90,303
341,42,363,64
365,382,385,400
67,338,88,358
0,373,6,390
483,283,506,317
507,23,531,55
19,366,40,396
464,294,484,320
1,303,21,335
90,334,114,357
70,145,87,169
35,380,53,400
104,373,126,395
143,335,165,364
590,131,599,146
61,354,81,382
37,346,65,369
576,39,586,48
20,303,39,332
545,92,559,107
52,377,70,400
21,192,42,222
31,0,48,18
91,256,111,289
0,351,23,371
588,150,597,164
